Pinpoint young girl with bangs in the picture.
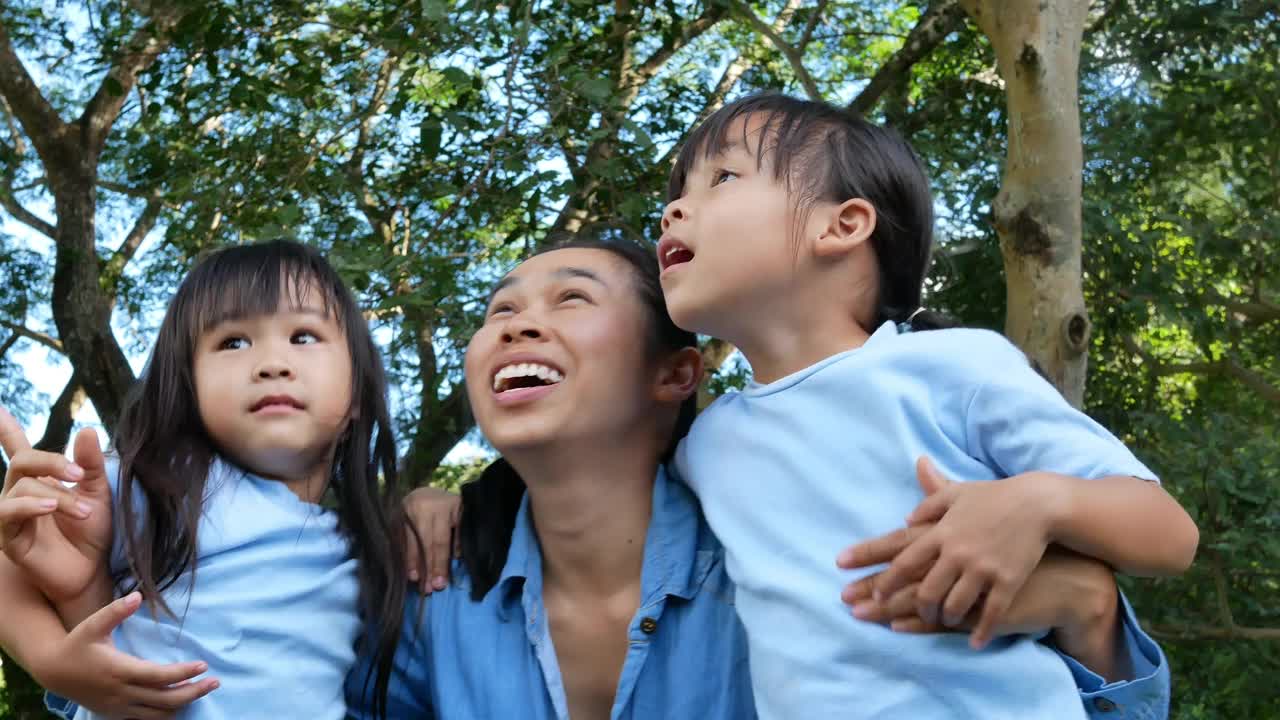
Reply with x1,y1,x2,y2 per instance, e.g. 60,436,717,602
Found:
0,240,411,719
655,92,1198,718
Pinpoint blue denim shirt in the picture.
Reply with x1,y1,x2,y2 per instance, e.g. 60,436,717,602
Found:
345,467,1172,720
346,467,755,719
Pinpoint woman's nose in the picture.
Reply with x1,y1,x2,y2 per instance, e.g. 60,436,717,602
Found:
500,316,544,344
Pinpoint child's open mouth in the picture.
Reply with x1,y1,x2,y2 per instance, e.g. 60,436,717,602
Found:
657,237,695,271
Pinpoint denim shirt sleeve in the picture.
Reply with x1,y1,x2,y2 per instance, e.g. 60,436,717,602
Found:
44,692,78,719
345,595,434,720
1056,593,1170,720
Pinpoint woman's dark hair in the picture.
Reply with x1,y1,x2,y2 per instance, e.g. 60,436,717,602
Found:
112,239,408,718
458,231,698,600
668,92,956,332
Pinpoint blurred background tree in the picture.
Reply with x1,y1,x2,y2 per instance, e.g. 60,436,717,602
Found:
0,1,1274,716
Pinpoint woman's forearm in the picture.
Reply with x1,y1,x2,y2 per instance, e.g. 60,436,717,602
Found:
0,555,71,685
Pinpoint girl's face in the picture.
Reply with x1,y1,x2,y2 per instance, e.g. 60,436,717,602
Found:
466,248,662,456
192,284,354,484
657,114,826,341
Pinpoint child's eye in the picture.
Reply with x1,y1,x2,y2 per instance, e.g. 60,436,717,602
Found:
711,169,739,186
488,303,514,318
218,336,249,351
292,331,319,345
559,290,590,304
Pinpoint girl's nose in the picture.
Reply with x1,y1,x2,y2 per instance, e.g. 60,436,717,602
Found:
255,360,294,379
661,198,689,231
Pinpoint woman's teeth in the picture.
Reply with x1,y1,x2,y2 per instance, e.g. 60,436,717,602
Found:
493,363,565,391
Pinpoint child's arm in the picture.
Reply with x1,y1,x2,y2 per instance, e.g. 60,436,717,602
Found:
0,556,218,717
908,466,1197,577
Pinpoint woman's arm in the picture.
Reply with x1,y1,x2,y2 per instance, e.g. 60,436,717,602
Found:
842,542,1171,719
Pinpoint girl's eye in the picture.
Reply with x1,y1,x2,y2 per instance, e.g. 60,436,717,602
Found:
488,303,514,317
711,169,739,187
559,290,589,304
292,331,319,345
218,336,249,351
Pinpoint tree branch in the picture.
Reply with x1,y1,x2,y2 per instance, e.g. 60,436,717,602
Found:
345,53,401,243
657,0,808,171
0,186,55,237
1125,335,1280,406
0,22,67,157
731,0,820,100
633,4,729,83
0,332,17,359
0,320,63,354
849,0,966,115
103,194,162,293
80,2,189,153
33,372,86,453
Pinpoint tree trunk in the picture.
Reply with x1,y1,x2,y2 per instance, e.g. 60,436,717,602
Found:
48,163,136,432
959,0,1091,406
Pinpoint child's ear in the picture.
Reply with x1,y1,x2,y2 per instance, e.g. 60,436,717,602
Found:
812,198,876,259
654,346,704,404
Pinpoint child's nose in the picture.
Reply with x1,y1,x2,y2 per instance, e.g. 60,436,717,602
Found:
256,361,293,379
661,199,688,231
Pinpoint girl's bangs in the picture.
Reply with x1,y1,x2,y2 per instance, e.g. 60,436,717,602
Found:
176,245,343,345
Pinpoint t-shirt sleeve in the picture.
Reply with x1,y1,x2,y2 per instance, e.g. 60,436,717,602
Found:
962,338,1158,483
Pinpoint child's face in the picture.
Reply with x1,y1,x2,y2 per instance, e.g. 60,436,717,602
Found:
465,248,660,456
192,284,354,485
658,114,821,340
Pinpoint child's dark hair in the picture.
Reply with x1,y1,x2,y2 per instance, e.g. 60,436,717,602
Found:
112,240,408,718
668,92,955,331
458,230,698,600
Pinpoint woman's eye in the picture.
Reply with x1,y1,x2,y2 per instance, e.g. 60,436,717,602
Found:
292,331,319,345
711,169,738,186
218,336,249,351
489,303,514,317
559,290,589,304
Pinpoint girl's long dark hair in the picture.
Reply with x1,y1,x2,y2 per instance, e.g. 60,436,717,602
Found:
112,240,408,718
668,92,957,332
458,232,697,600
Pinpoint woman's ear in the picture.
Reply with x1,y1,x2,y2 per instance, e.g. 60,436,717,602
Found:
655,346,703,404
812,198,876,259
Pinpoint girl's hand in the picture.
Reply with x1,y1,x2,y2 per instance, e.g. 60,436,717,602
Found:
838,457,1065,649
0,408,113,603
40,592,219,719
843,543,1115,642
403,485,461,594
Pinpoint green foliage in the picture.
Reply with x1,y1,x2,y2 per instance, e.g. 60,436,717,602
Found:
0,1,1276,717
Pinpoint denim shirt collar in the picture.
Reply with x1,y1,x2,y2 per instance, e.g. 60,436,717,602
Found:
492,465,712,622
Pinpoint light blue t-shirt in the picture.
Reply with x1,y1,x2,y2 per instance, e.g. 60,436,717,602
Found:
675,322,1159,720
66,458,361,720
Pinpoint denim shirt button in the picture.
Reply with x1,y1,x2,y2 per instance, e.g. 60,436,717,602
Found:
1092,697,1117,713
640,617,658,634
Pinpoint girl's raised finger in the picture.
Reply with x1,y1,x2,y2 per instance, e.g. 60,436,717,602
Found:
5,476,91,519
4,448,84,490
0,496,60,525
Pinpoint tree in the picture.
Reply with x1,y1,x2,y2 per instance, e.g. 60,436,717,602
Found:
2,1,1275,717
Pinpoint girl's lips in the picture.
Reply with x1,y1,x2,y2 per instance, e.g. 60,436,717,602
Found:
492,382,558,407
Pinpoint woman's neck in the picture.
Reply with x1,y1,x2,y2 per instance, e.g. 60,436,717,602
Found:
512,442,658,599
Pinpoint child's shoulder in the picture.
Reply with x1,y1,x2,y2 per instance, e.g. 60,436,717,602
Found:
885,326,1030,375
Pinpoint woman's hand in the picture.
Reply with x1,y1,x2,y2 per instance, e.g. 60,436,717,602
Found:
0,408,113,603
403,485,461,594
839,457,1066,648
38,592,220,720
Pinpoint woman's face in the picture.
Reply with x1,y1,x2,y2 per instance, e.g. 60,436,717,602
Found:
466,248,661,455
